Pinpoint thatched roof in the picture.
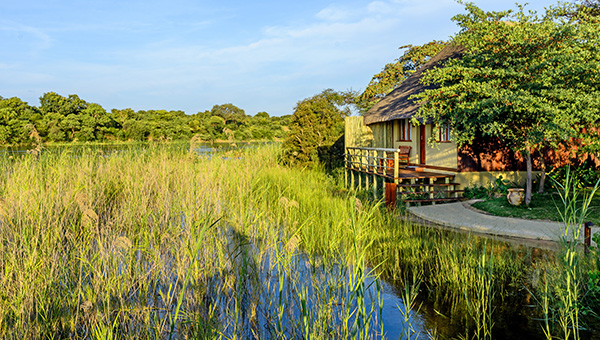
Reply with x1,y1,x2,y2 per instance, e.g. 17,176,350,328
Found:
363,43,465,125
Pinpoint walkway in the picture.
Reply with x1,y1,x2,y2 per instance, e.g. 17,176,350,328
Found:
408,200,587,244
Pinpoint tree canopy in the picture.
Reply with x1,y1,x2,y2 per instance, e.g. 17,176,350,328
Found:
282,89,354,168
413,2,600,204
0,93,290,145
356,41,447,113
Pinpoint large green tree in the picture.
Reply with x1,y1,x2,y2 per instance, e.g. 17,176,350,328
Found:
282,89,353,168
356,41,447,113
414,2,600,205
0,97,40,144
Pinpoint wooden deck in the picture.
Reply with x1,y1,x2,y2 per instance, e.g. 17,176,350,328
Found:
345,146,463,207
345,165,454,181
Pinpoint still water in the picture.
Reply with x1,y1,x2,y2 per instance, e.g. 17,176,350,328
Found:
0,142,572,339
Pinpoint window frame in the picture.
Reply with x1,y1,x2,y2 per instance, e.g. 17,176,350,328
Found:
398,119,412,142
438,123,451,143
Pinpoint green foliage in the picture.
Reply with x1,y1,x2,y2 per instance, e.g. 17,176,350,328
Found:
356,41,446,113
464,185,491,199
282,89,353,168
416,3,600,151
413,2,600,205
464,176,512,199
0,94,290,144
549,163,600,189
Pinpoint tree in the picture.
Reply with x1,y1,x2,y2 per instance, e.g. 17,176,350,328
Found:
0,97,40,144
282,89,353,168
356,41,447,112
255,111,269,119
575,0,600,18
414,2,600,205
39,92,87,117
203,116,226,142
210,103,246,125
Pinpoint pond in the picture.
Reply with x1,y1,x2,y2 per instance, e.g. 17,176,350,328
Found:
0,143,595,339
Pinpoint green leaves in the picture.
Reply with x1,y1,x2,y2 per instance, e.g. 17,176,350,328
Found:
415,2,600,152
356,41,447,113
0,93,291,144
282,89,353,168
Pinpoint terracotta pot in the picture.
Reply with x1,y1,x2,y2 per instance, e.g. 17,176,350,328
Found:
507,188,525,206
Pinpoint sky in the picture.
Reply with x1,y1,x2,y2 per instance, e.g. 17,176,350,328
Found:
1,0,558,116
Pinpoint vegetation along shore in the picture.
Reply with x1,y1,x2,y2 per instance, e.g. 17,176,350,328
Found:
0,144,598,339
1,0,599,339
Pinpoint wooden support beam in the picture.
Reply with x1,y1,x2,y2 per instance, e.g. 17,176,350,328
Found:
429,177,435,204
385,182,397,210
393,151,399,184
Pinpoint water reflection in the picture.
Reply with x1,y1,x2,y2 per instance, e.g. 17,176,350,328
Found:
0,142,568,339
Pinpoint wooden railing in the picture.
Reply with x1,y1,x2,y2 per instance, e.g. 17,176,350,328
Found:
344,146,408,180
345,146,463,207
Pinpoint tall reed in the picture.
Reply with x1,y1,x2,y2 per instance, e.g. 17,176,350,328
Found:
0,144,388,339
0,144,568,339
545,169,600,340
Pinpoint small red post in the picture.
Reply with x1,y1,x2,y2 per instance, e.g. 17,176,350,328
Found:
584,222,593,255
385,182,397,210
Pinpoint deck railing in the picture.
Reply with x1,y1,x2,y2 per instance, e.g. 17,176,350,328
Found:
344,146,405,180
344,146,462,207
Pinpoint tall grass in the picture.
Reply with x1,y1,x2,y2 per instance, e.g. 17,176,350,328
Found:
1,144,587,339
0,144,391,339
531,170,600,340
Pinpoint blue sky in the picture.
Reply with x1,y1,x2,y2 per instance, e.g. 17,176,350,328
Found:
1,0,556,116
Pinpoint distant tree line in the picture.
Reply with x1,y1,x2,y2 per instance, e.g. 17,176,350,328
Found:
0,92,290,144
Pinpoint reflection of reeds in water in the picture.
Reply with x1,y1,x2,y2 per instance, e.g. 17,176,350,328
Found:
1,144,593,339
0,144,389,339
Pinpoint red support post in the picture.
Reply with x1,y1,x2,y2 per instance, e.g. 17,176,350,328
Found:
584,222,593,255
385,182,397,210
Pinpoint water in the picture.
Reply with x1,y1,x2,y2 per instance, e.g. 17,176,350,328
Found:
1,142,586,339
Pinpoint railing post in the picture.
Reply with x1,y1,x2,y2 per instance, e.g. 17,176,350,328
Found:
344,147,348,188
350,149,355,191
429,178,435,204
358,149,362,190
372,149,377,200
363,150,369,190
385,182,397,210
393,151,399,185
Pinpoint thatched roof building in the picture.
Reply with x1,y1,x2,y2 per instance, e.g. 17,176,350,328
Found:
363,44,465,125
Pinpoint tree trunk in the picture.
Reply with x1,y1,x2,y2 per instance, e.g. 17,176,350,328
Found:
538,149,546,194
525,146,533,206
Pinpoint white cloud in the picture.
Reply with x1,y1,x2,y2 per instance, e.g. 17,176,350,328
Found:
0,22,53,53
315,5,354,21
367,1,393,15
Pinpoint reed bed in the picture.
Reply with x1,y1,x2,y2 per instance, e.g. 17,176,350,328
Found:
0,144,388,339
0,144,596,339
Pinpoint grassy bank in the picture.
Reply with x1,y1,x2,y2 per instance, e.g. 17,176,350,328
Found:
471,192,600,226
0,144,596,339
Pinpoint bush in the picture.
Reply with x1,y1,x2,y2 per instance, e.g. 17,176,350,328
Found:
463,176,513,199
548,163,600,188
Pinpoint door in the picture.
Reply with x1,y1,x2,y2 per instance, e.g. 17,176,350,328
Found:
419,125,426,165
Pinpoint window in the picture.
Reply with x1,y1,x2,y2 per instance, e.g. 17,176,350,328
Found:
439,124,451,142
398,119,411,141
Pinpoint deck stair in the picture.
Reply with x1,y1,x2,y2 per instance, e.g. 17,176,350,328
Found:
396,179,464,208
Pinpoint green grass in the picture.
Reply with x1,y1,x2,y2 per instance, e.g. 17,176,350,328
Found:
471,191,600,226
0,144,596,339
